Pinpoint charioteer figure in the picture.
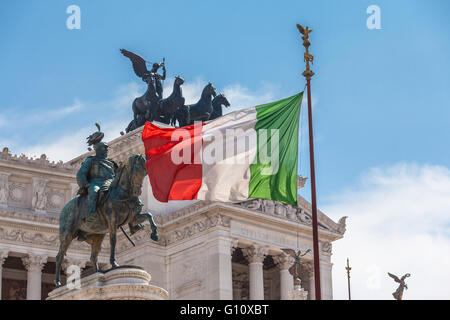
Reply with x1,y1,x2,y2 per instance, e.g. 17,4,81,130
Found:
148,60,166,100
76,124,118,223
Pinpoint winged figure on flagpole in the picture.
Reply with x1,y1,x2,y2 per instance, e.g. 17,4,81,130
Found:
282,248,311,285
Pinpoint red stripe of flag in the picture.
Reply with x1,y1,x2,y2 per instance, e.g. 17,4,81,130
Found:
141,122,203,202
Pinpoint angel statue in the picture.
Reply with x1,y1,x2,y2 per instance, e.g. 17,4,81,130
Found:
388,272,411,300
120,49,166,132
282,248,311,286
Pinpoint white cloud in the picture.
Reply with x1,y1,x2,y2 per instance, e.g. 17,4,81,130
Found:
223,84,276,111
323,163,450,300
19,118,131,162
110,82,143,110
23,126,92,161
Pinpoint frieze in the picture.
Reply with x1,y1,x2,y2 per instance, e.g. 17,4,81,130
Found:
160,213,230,246
0,207,59,225
230,220,312,251
0,225,108,252
237,198,347,236
0,226,58,247
237,198,315,226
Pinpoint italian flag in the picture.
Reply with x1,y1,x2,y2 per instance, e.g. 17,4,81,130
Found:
142,92,303,206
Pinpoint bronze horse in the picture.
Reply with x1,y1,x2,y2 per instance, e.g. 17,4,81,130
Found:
54,154,158,286
155,76,185,125
125,76,159,133
175,83,217,127
209,93,231,121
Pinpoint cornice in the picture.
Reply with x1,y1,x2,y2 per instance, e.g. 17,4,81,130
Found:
0,147,77,172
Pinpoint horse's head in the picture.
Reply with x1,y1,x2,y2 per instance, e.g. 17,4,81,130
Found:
121,154,147,197
175,75,184,86
214,93,230,108
202,82,217,99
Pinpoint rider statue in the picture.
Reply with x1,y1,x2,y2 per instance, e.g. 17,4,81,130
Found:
76,124,118,223
148,60,166,100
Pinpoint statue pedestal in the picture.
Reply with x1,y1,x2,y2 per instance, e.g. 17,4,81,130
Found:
289,285,308,300
47,266,168,300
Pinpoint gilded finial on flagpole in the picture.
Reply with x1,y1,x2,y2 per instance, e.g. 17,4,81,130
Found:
296,24,315,79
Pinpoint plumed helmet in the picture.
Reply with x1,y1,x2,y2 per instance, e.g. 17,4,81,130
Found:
86,123,104,146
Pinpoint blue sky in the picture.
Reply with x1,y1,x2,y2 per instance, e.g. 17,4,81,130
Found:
1,0,449,299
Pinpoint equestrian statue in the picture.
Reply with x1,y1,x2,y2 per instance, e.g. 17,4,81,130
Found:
54,123,158,286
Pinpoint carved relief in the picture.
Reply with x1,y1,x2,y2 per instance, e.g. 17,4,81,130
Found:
161,214,230,246
9,183,26,202
321,242,332,255
47,189,65,210
0,173,9,206
274,202,287,217
32,179,49,211
0,227,58,247
237,199,315,227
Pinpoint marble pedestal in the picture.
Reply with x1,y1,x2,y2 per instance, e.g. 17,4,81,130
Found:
289,285,308,300
47,266,169,300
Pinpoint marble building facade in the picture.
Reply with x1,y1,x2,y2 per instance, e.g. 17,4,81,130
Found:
0,126,346,300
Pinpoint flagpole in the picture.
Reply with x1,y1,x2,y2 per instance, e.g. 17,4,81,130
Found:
297,24,322,300
346,258,352,300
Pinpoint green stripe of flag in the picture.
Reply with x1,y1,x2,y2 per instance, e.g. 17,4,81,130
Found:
249,92,303,206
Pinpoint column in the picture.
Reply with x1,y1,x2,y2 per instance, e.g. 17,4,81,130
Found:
242,244,268,300
0,249,9,300
274,252,294,300
22,254,47,300
304,262,315,300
